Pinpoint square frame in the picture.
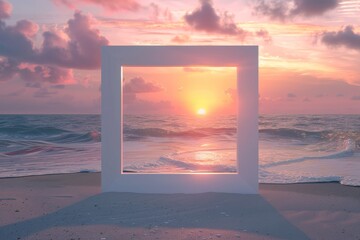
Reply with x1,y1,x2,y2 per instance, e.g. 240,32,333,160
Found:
101,46,258,193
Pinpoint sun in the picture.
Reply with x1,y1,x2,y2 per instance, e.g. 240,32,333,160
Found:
197,108,206,115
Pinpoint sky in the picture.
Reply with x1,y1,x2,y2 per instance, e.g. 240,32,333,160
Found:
124,67,237,115
0,0,359,114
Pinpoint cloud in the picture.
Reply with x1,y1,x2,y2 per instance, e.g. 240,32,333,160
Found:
0,13,74,86
287,93,297,98
149,3,173,21
57,12,109,68
255,29,272,43
33,87,58,98
39,11,109,69
321,25,360,51
254,0,339,21
184,0,247,39
123,77,163,93
0,9,109,70
0,2,108,86
11,20,39,38
19,64,74,85
0,58,17,81
351,95,360,101
122,77,167,111
0,0,11,19
53,0,140,12
171,34,190,43
0,22,36,61
0,58,74,85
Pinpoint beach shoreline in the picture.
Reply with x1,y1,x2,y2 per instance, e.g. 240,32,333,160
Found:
1,172,359,240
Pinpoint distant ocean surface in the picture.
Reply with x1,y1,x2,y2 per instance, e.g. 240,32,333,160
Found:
0,114,359,186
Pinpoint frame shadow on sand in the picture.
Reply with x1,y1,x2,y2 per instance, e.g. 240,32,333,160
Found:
0,192,309,239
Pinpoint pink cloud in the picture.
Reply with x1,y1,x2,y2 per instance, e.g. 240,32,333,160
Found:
0,58,74,86
0,8,109,70
0,1,108,87
11,20,39,38
19,64,74,85
60,11,109,68
34,11,109,69
0,0,108,87
0,0,11,19
171,35,190,43
53,0,140,12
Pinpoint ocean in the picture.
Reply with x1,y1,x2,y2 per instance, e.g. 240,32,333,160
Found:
0,114,359,186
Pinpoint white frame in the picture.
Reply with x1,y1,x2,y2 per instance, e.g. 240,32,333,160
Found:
101,46,258,193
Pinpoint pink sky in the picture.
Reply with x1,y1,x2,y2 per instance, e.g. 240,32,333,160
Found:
0,0,359,114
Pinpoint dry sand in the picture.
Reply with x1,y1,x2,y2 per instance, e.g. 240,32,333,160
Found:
0,173,359,240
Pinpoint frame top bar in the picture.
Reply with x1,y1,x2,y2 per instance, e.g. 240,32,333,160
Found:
102,45,258,67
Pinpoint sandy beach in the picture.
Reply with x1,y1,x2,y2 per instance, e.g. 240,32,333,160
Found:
0,173,359,240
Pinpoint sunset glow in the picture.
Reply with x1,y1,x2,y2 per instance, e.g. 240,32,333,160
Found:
197,108,206,115
123,66,237,115
0,0,359,114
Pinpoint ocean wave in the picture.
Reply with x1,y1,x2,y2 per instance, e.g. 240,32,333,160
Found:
259,128,330,139
0,124,101,144
259,169,343,184
261,139,358,168
124,158,236,173
49,131,101,143
158,156,236,172
0,125,69,137
124,127,236,138
260,128,360,148
259,168,360,186
0,128,100,157
4,145,78,156
124,149,237,173
1,114,359,186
